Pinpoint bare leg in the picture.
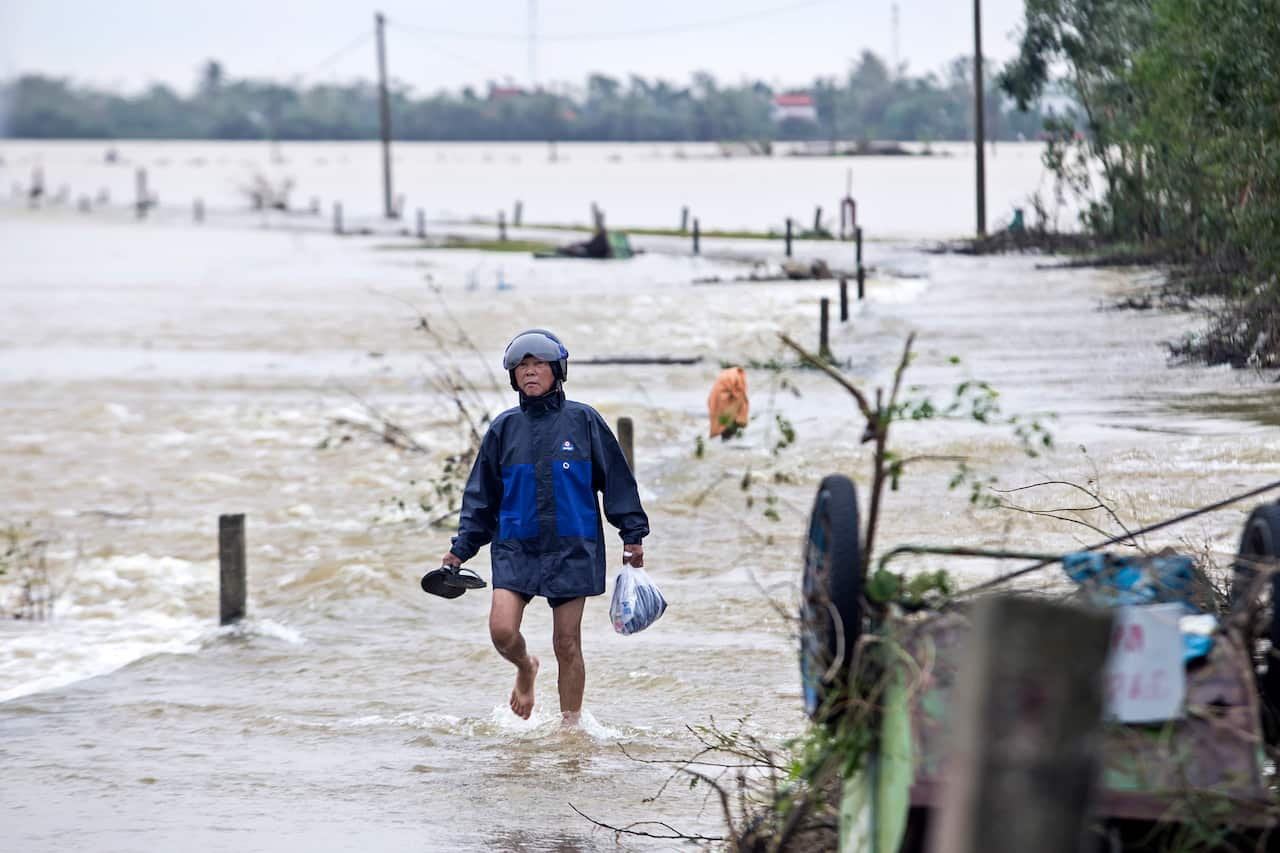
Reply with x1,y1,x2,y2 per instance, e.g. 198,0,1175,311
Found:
551,597,587,726
490,589,539,719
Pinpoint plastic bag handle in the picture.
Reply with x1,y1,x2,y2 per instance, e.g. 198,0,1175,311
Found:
622,550,634,565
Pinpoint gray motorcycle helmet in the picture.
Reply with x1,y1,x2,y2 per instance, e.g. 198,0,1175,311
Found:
502,328,569,392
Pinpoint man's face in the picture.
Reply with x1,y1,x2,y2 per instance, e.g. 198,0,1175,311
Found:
516,355,555,397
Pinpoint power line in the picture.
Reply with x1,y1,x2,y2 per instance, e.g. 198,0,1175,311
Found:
294,29,374,82
390,0,838,44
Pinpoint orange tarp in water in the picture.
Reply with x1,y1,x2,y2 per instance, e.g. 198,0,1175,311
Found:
708,366,749,438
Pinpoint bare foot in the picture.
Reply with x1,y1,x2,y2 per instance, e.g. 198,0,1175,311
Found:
560,710,581,728
510,655,539,720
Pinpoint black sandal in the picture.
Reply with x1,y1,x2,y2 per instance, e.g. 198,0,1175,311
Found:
420,566,488,598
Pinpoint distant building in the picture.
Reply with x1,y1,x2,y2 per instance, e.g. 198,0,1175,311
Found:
770,93,817,124
488,85,527,101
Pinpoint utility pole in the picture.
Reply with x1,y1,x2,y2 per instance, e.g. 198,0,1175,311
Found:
376,12,395,219
973,0,987,236
528,0,538,88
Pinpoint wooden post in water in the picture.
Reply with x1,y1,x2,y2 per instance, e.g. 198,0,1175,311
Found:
692,218,701,255
415,207,426,239
839,277,849,322
928,596,1110,853
680,206,689,234
785,218,794,257
819,298,831,360
498,210,508,242
333,202,344,235
813,205,823,234
193,198,205,223
856,225,866,299
218,514,247,626
513,200,523,227
135,167,149,219
616,417,635,473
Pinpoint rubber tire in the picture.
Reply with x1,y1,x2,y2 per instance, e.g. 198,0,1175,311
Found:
799,474,862,724
1233,501,1280,745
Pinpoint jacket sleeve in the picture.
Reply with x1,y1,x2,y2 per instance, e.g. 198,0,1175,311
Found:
589,411,649,544
450,425,503,562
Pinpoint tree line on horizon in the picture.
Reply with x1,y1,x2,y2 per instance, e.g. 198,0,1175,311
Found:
0,50,1050,143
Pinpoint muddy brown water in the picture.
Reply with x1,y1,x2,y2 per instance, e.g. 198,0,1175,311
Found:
1,146,1277,852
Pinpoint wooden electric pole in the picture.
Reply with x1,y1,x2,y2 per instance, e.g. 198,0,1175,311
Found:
973,0,987,237
376,12,395,219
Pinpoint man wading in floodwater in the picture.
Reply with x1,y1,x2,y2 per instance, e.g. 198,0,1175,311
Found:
441,329,649,725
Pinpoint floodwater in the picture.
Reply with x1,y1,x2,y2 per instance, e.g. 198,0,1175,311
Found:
1,139,1079,238
1,143,1277,852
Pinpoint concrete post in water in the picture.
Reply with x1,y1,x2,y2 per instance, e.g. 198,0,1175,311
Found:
513,200,523,227
692,218,701,255
498,210,508,242
839,277,849,322
616,417,635,473
135,167,149,219
972,0,987,237
194,198,205,223
680,206,689,233
928,596,1111,853
333,202,344,235
785,218,793,257
819,298,831,360
218,514,247,626
375,12,396,219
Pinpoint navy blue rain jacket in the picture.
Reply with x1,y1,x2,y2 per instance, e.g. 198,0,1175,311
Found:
449,389,649,599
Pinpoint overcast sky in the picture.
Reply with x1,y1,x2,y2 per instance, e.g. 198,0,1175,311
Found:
0,0,1028,94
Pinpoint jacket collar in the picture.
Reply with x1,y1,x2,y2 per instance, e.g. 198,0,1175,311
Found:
518,387,564,416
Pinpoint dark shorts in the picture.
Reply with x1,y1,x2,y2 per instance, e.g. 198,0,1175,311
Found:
516,591,582,609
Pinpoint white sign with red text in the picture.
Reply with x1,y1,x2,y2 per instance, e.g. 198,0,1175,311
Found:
1103,603,1186,723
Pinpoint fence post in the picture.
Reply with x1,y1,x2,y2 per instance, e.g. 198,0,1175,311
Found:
813,205,823,234
857,266,866,301
692,218,701,255
498,210,508,242
513,200,523,227
416,207,426,239
680,206,689,233
785,218,793,257
819,298,831,360
928,596,1111,853
333,202,344,236
135,167,149,219
839,277,849,322
218,514,247,626
617,417,635,473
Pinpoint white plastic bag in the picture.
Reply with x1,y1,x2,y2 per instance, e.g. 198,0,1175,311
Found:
609,558,667,635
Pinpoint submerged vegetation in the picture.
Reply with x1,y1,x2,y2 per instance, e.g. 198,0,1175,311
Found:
999,0,1280,367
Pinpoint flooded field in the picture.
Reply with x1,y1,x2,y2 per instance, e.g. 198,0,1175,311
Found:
1,143,1277,852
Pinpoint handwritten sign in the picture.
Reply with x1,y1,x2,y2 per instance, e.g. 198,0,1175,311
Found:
1103,603,1186,723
